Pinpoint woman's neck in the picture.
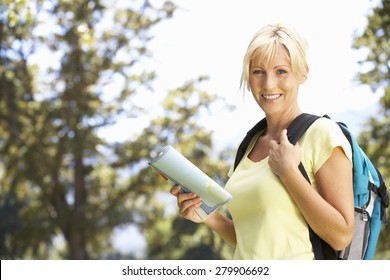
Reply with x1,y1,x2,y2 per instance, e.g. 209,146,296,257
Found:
264,108,302,141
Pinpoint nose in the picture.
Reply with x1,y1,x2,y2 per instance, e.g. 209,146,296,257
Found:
264,74,276,90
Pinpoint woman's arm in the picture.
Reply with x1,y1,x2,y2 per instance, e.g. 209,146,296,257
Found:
170,185,237,247
269,130,354,250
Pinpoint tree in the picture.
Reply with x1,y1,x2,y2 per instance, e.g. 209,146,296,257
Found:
124,77,234,259
1,0,234,260
0,0,50,258
352,0,390,259
0,0,176,259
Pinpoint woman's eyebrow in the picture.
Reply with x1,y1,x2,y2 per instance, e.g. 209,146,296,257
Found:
274,64,290,68
250,64,290,69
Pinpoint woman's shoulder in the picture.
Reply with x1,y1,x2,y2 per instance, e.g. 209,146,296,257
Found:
302,117,345,142
300,115,352,157
300,115,353,171
299,115,350,149
305,116,344,137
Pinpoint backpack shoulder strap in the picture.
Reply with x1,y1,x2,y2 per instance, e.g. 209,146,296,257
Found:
233,117,267,170
287,113,322,144
287,113,322,183
284,114,336,260
233,113,321,171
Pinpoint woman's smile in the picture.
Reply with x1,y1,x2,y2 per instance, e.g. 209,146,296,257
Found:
262,94,282,101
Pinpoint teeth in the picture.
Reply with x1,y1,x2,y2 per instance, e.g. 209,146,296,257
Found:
262,94,281,100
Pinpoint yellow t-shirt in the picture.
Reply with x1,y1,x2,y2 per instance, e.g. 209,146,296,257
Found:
225,117,352,260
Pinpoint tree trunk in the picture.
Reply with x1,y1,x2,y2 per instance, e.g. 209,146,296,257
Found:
67,228,88,259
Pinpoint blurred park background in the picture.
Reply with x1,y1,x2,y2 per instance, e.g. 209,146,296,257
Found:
0,0,389,259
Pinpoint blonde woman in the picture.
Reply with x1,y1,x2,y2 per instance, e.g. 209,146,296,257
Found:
170,23,354,260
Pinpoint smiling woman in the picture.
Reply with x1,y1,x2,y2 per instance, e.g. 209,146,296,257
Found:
248,46,303,117
169,23,355,260
240,24,309,92
240,23,309,120
124,0,380,259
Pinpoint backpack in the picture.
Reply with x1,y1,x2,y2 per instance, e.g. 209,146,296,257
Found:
233,113,389,260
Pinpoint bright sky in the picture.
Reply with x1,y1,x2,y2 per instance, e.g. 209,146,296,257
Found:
115,0,382,256
119,0,381,144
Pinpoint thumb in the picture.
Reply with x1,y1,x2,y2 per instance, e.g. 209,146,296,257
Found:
280,129,290,143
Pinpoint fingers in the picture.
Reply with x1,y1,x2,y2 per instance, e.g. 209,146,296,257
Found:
169,185,202,218
271,129,296,147
269,139,278,149
178,194,202,217
279,129,289,143
169,184,181,197
269,129,288,148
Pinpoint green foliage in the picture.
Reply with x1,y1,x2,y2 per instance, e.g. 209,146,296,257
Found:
0,0,178,259
352,0,390,259
0,0,234,260
353,0,390,96
114,77,234,259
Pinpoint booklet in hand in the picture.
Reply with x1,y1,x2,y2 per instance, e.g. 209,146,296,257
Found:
148,145,232,220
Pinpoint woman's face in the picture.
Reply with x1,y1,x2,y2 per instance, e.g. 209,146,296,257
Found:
249,46,303,117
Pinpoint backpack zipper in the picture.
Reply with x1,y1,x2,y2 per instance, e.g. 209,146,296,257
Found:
362,205,368,222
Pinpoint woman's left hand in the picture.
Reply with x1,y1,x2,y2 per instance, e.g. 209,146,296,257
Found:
268,129,301,178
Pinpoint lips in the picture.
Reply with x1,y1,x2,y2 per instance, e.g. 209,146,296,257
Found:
262,94,282,100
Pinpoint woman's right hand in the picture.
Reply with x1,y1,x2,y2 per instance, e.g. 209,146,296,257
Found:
170,185,237,247
169,184,204,223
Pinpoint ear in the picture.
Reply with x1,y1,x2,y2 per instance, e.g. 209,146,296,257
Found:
299,75,307,84
299,66,309,84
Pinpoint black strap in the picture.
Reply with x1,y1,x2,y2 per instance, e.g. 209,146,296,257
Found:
287,114,337,259
376,168,389,224
233,117,267,170
234,113,321,170
286,113,321,145
288,114,333,259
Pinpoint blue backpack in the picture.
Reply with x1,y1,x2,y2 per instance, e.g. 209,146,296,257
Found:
233,113,389,260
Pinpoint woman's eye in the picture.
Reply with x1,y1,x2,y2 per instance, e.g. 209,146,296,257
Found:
252,69,264,75
277,69,287,74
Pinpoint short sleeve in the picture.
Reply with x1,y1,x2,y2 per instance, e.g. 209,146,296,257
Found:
299,117,352,176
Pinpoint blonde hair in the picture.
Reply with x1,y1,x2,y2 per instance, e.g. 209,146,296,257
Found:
240,23,309,91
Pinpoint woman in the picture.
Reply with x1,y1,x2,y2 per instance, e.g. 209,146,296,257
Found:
170,23,354,259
